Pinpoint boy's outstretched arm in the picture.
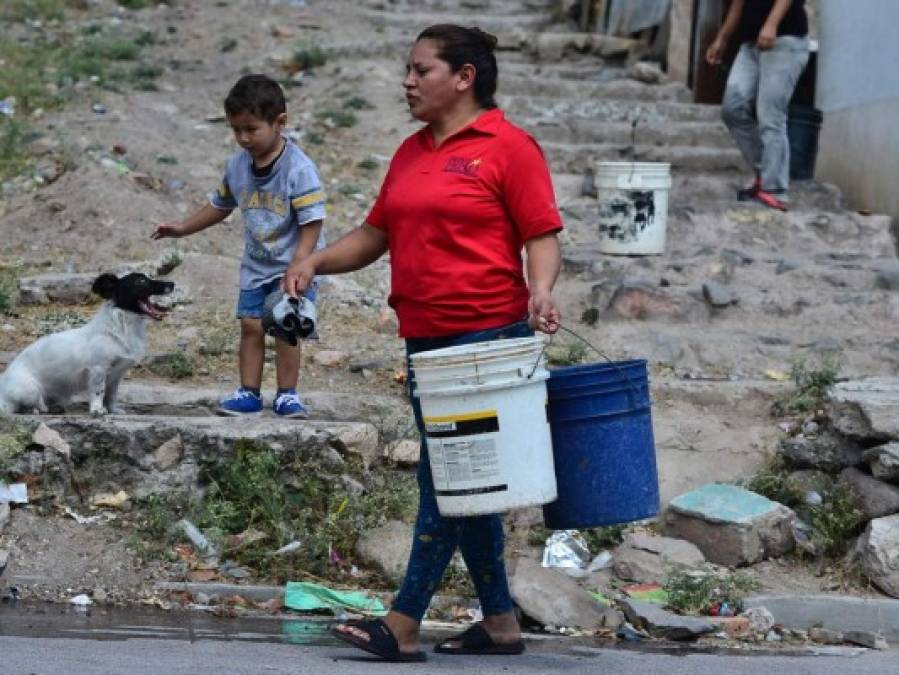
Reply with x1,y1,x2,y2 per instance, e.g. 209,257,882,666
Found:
283,222,387,297
151,203,230,240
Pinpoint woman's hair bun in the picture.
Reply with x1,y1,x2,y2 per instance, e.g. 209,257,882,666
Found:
468,26,498,52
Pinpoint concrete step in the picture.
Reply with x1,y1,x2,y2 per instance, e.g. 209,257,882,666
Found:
499,77,692,102
523,119,733,149
500,95,719,123
12,413,381,497
542,141,745,174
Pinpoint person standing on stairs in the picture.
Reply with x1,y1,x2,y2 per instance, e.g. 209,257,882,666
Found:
706,0,810,211
282,24,563,662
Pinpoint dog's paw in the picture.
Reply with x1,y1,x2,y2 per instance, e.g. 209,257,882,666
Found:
89,406,108,417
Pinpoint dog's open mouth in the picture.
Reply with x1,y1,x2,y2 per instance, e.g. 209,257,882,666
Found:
138,300,172,321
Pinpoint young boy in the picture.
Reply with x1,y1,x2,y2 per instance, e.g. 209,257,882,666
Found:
152,74,325,418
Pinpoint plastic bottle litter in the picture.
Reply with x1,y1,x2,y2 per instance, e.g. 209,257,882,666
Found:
542,530,590,572
179,519,217,557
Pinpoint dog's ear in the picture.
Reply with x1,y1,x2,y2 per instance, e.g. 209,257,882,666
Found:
92,273,119,299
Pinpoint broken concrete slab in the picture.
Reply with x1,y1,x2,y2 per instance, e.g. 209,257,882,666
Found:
744,595,899,643
839,467,899,520
843,630,889,650
509,557,622,631
664,484,795,566
829,378,899,442
612,533,705,583
619,598,714,641
856,514,899,598
355,520,412,584
863,442,899,483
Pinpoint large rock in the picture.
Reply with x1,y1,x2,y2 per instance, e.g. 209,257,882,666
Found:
17,273,96,305
779,431,864,472
612,533,705,583
856,515,899,598
863,443,899,483
829,378,899,442
355,520,412,584
839,468,899,520
664,484,795,566
509,557,621,630
620,599,715,641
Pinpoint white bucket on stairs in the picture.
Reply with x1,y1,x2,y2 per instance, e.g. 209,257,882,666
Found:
595,161,671,255
410,336,557,517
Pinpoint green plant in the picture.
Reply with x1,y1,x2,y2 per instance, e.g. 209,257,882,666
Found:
744,452,803,507
805,482,865,557
343,95,374,111
356,157,379,171
664,565,758,615
546,339,588,366
775,353,841,415
36,310,88,337
582,525,627,552
580,307,600,326
289,42,327,71
0,269,18,314
316,109,357,129
1,0,70,22
117,0,151,9
144,352,195,379
306,132,324,145
0,423,32,479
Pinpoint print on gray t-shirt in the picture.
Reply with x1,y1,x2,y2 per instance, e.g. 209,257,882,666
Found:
209,139,326,290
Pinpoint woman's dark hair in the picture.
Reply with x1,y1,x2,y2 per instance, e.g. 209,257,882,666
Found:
224,74,286,122
416,24,499,109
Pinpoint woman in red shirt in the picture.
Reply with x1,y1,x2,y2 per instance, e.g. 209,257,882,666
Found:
284,24,562,662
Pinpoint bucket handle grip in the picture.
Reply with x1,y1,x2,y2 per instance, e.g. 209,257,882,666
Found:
528,324,645,401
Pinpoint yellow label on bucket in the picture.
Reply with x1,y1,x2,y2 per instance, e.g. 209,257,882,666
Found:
424,410,499,437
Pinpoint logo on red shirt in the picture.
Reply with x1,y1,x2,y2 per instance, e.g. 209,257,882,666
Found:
444,156,482,177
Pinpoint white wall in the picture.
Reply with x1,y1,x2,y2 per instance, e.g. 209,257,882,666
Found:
816,0,899,224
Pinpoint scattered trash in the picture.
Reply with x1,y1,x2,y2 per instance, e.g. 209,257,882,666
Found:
69,594,93,606
744,606,775,633
792,518,820,556
224,528,268,552
616,622,647,642
283,581,386,615
91,490,130,509
542,530,590,572
588,590,612,606
0,99,15,117
178,519,219,559
219,561,251,579
586,550,614,573
91,103,107,115
63,506,116,525
0,483,28,504
804,490,823,506
99,157,130,174
622,582,668,604
268,540,302,557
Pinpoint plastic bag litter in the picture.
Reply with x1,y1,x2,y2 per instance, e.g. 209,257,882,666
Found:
283,581,386,615
586,551,614,573
0,482,27,504
542,530,591,573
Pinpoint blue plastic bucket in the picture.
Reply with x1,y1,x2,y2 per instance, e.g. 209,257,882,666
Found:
543,359,660,529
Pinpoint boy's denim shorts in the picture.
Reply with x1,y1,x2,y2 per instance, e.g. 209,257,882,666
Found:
236,277,318,319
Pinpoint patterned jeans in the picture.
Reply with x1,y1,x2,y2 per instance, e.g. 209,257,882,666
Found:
721,35,810,194
390,318,533,622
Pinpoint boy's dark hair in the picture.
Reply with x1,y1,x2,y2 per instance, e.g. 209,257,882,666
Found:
224,74,286,122
416,24,499,110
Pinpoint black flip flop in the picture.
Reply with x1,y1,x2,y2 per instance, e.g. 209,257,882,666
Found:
434,623,525,655
331,618,427,663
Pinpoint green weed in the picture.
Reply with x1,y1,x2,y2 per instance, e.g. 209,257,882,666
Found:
805,482,865,557
1,0,71,23
316,109,358,128
144,352,195,380
36,310,88,337
289,42,327,71
0,269,18,314
527,524,625,555
343,95,374,111
117,0,152,9
744,452,803,507
356,157,379,171
305,132,324,145
664,565,758,615
775,353,841,415
0,423,32,480
580,307,600,326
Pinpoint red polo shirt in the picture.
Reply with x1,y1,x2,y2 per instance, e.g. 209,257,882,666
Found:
367,108,563,338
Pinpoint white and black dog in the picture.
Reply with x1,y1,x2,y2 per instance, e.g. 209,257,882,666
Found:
0,272,174,416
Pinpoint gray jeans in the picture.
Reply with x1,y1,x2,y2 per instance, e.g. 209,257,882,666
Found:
721,36,810,194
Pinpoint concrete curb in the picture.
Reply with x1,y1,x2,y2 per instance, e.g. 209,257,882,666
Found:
744,595,899,644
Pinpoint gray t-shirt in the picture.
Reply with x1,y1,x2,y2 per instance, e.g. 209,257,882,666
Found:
209,139,326,290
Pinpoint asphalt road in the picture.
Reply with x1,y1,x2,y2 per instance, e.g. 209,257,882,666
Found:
2,635,898,674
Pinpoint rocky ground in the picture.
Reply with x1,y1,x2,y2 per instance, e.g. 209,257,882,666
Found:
1,0,898,651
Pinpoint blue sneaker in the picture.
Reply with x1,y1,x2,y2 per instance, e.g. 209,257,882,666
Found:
273,390,308,419
217,387,263,416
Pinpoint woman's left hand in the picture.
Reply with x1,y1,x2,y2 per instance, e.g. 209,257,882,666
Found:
528,289,560,334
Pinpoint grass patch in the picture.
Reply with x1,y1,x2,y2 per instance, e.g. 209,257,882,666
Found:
36,310,88,337
546,339,588,366
0,268,18,314
774,353,841,415
288,42,327,72
0,423,32,480
342,95,374,111
1,0,72,23
316,109,358,129
664,565,758,615
305,131,324,145
804,482,865,557
744,452,803,507
144,352,195,379
356,157,379,171
527,524,625,556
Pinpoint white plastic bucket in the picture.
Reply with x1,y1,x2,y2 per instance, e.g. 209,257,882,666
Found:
411,336,557,517
595,161,671,255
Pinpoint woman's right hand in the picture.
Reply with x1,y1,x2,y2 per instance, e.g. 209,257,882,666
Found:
283,258,316,297
705,37,726,65
151,221,184,240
